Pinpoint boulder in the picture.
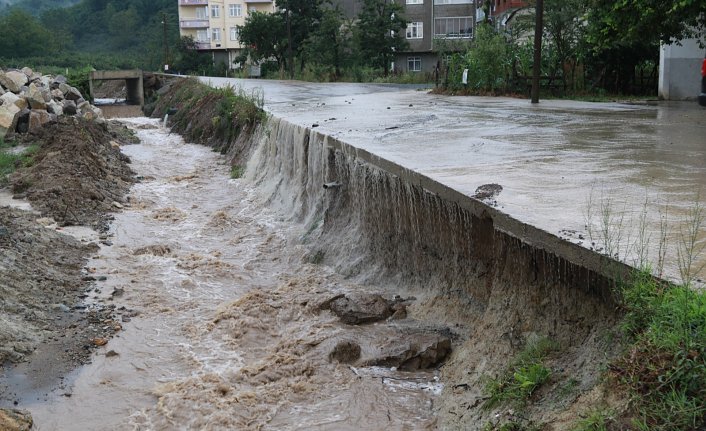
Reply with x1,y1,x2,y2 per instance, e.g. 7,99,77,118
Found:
77,100,91,114
53,75,67,85
0,92,27,110
47,99,63,116
64,86,83,101
41,88,51,103
82,110,95,121
0,70,28,93
16,108,30,133
26,83,47,110
28,110,51,133
76,97,86,105
51,89,64,100
40,75,52,88
20,67,33,78
0,103,21,138
62,99,77,115
58,82,70,94
363,333,452,371
329,294,394,325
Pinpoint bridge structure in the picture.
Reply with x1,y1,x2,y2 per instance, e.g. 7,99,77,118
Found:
89,70,144,107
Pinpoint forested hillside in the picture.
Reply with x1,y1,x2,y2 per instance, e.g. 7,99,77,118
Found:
1,0,80,16
0,0,179,71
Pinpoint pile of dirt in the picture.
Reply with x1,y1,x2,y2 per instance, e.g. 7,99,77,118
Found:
9,117,135,231
0,207,120,369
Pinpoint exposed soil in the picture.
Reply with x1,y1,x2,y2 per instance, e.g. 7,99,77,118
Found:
0,117,137,414
9,117,136,232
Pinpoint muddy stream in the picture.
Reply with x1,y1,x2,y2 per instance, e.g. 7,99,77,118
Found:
15,118,441,430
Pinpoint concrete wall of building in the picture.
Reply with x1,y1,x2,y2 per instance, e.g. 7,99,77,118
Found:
659,37,705,100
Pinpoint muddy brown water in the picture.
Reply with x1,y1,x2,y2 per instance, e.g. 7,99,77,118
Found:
6,118,441,430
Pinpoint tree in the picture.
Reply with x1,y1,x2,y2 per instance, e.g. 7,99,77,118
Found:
304,6,351,79
172,36,212,75
237,11,288,69
276,0,323,78
588,0,705,50
355,0,407,76
0,9,58,57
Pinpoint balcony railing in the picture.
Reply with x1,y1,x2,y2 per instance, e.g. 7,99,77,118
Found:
194,41,211,50
179,0,208,6
180,19,209,29
244,0,273,3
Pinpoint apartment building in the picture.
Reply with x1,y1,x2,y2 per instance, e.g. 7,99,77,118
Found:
393,0,475,73
178,0,275,69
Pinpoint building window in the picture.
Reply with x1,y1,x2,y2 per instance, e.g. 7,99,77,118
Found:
211,4,220,17
212,27,221,41
196,29,209,42
196,6,208,19
406,22,423,39
229,4,242,17
434,17,473,38
408,57,421,72
230,27,239,41
406,0,423,4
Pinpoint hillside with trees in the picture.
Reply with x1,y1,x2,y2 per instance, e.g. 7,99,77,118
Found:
0,0,179,71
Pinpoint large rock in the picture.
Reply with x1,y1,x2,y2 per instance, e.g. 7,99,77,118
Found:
62,99,77,115
47,99,63,116
27,83,47,110
329,294,394,325
51,88,64,100
2,92,28,111
0,103,21,138
0,409,33,431
16,108,30,133
0,70,28,93
40,75,52,88
28,110,51,133
53,75,67,85
64,86,83,101
363,333,452,371
20,67,33,78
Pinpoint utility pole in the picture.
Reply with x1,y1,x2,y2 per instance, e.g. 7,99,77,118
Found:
162,12,170,72
287,7,294,79
530,0,543,103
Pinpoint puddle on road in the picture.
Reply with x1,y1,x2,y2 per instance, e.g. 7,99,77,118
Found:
23,118,440,430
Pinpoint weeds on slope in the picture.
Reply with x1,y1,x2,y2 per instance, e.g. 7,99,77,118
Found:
0,138,39,186
610,271,706,431
151,78,266,160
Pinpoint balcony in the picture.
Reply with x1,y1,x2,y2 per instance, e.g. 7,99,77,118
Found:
244,0,273,3
194,41,211,50
179,0,208,5
180,19,209,29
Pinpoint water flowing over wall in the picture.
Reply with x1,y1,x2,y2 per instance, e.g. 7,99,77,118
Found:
246,116,628,332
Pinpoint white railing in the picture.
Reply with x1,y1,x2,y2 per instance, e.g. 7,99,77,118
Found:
180,19,209,28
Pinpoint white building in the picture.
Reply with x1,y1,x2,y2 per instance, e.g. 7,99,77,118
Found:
178,0,275,70
659,37,705,100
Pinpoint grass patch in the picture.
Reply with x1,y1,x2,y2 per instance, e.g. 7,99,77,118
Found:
571,408,615,431
609,271,706,430
483,337,556,409
230,165,244,179
0,139,38,186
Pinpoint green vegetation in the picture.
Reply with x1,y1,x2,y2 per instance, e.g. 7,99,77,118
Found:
610,271,706,431
571,409,614,431
230,166,244,179
0,139,38,186
483,337,556,409
151,78,265,154
0,0,178,72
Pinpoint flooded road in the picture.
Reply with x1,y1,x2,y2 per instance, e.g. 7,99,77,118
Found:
205,77,706,281
20,118,441,430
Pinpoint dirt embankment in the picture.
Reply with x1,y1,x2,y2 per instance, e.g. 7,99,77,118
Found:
9,117,136,232
0,117,137,424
